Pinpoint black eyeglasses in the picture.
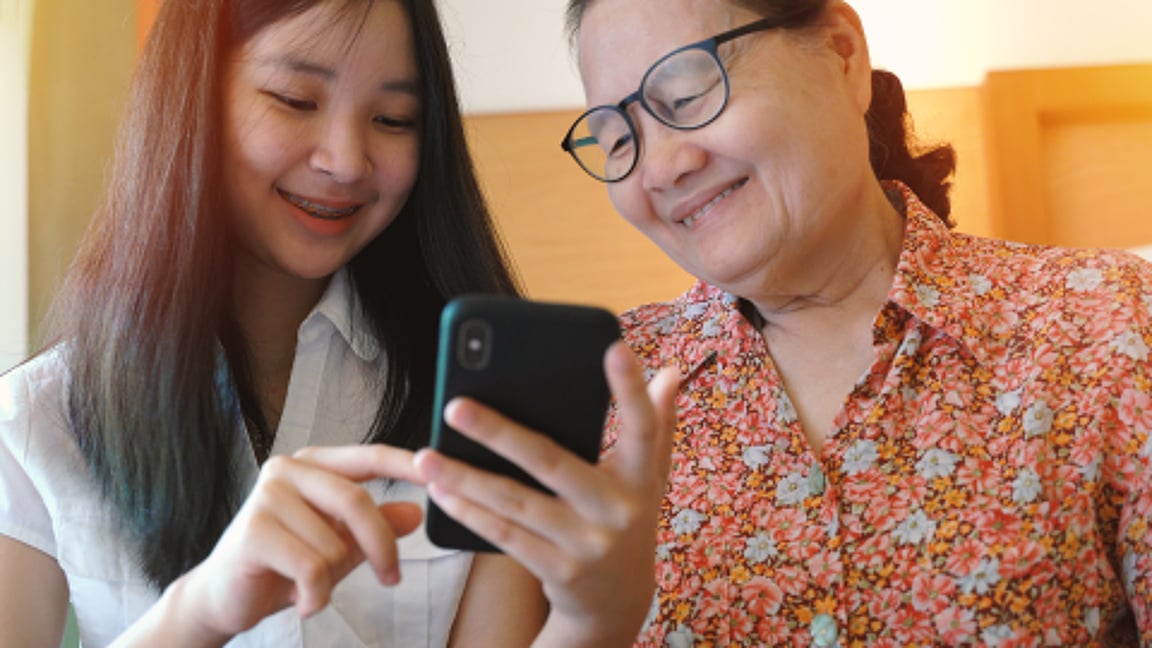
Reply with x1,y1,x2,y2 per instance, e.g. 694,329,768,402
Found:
561,15,799,183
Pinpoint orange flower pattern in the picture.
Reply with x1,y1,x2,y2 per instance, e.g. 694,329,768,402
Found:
608,183,1152,646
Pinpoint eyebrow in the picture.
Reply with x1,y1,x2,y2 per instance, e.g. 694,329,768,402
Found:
256,55,421,96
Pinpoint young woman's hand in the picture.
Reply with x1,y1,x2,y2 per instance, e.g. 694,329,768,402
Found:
118,445,424,647
414,341,679,647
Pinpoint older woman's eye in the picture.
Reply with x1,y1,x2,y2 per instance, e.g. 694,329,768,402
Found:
672,93,704,111
607,133,635,159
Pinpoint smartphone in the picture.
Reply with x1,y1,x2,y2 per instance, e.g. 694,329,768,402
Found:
427,294,621,552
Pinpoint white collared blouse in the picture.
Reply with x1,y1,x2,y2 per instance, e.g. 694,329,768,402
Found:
0,271,471,647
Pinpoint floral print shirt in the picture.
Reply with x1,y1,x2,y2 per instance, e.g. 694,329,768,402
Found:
609,183,1152,647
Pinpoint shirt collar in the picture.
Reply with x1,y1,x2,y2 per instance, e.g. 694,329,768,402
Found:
883,180,998,364
303,269,381,362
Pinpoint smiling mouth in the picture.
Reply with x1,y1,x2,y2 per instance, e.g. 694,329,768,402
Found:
682,178,748,228
278,189,362,221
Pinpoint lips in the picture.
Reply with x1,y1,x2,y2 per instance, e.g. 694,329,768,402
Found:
679,178,748,228
278,188,362,220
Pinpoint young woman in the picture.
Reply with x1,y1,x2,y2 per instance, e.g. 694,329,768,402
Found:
554,0,1152,644
0,1,678,646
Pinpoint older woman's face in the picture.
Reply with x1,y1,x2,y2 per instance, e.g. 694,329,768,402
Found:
576,0,875,298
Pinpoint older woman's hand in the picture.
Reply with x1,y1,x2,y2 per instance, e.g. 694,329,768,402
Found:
414,341,679,647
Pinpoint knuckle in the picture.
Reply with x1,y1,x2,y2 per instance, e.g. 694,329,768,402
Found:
251,476,294,511
293,446,319,461
551,555,583,586
500,488,531,518
322,537,350,567
484,519,518,548
259,455,294,481
297,554,331,590
335,484,374,514
530,437,567,471
582,528,614,562
603,495,642,528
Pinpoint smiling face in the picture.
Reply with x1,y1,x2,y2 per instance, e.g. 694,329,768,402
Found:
222,0,421,289
576,0,878,302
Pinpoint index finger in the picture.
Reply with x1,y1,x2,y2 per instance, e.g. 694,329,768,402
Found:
292,445,424,486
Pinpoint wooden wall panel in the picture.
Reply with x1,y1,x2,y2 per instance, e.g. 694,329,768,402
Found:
1043,115,1152,249
465,111,694,315
983,64,1152,247
905,87,991,237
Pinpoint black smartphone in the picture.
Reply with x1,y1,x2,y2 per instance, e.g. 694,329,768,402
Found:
427,294,621,552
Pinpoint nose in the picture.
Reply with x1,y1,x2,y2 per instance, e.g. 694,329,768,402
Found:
309,116,371,184
637,113,707,191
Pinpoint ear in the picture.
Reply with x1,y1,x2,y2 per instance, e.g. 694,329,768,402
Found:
824,1,873,115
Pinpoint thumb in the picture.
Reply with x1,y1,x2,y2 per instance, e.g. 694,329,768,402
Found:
644,365,680,477
607,341,680,484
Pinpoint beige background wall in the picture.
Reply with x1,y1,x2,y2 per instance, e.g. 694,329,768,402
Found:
438,0,1152,114
0,0,32,370
25,0,136,351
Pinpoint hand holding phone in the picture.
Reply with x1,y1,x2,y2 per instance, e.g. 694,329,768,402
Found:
415,318,683,646
427,295,621,551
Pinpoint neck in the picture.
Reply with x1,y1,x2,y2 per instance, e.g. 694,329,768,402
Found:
744,182,905,336
231,260,331,430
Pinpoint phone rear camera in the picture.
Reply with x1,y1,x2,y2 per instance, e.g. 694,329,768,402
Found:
457,319,492,370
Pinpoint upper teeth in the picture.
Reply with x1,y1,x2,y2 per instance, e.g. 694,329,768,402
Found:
683,179,745,228
282,191,359,220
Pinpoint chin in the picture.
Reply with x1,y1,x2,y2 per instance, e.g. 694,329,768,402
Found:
279,260,345,283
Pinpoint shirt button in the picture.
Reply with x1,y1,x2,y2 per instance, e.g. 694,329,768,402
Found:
810,613,839,647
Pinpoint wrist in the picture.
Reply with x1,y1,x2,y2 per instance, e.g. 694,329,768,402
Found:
111,571,231,648
532,611,642,648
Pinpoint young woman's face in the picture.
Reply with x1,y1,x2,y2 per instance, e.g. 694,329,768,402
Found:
576,0,875,299
222,0,421,284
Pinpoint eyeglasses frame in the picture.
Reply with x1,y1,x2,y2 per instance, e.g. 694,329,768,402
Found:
561,14,800,182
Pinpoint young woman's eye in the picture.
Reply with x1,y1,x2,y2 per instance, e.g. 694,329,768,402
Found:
265,91,316,111
373,115,418,130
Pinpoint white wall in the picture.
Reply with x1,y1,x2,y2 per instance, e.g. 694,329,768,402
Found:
438,0,1152,114
0,0,30,372
859,0,1152,89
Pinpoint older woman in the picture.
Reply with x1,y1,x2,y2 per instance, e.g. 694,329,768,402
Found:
558,0,1152,645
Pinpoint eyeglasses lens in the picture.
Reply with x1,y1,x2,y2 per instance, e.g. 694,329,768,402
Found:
642,48,727,127
566,47,727,182
566,107,635,182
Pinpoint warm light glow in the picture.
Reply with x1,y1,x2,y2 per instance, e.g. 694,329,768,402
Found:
137,0,161,53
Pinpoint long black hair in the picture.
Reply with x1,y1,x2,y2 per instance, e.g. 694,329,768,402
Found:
47,0,518,589
565,0,957,223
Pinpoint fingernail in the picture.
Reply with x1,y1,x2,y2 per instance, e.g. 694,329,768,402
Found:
381,565,401,586
444,398,475,428
413,449,441,479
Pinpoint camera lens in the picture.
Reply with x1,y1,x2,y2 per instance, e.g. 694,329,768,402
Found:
457,319,492,370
